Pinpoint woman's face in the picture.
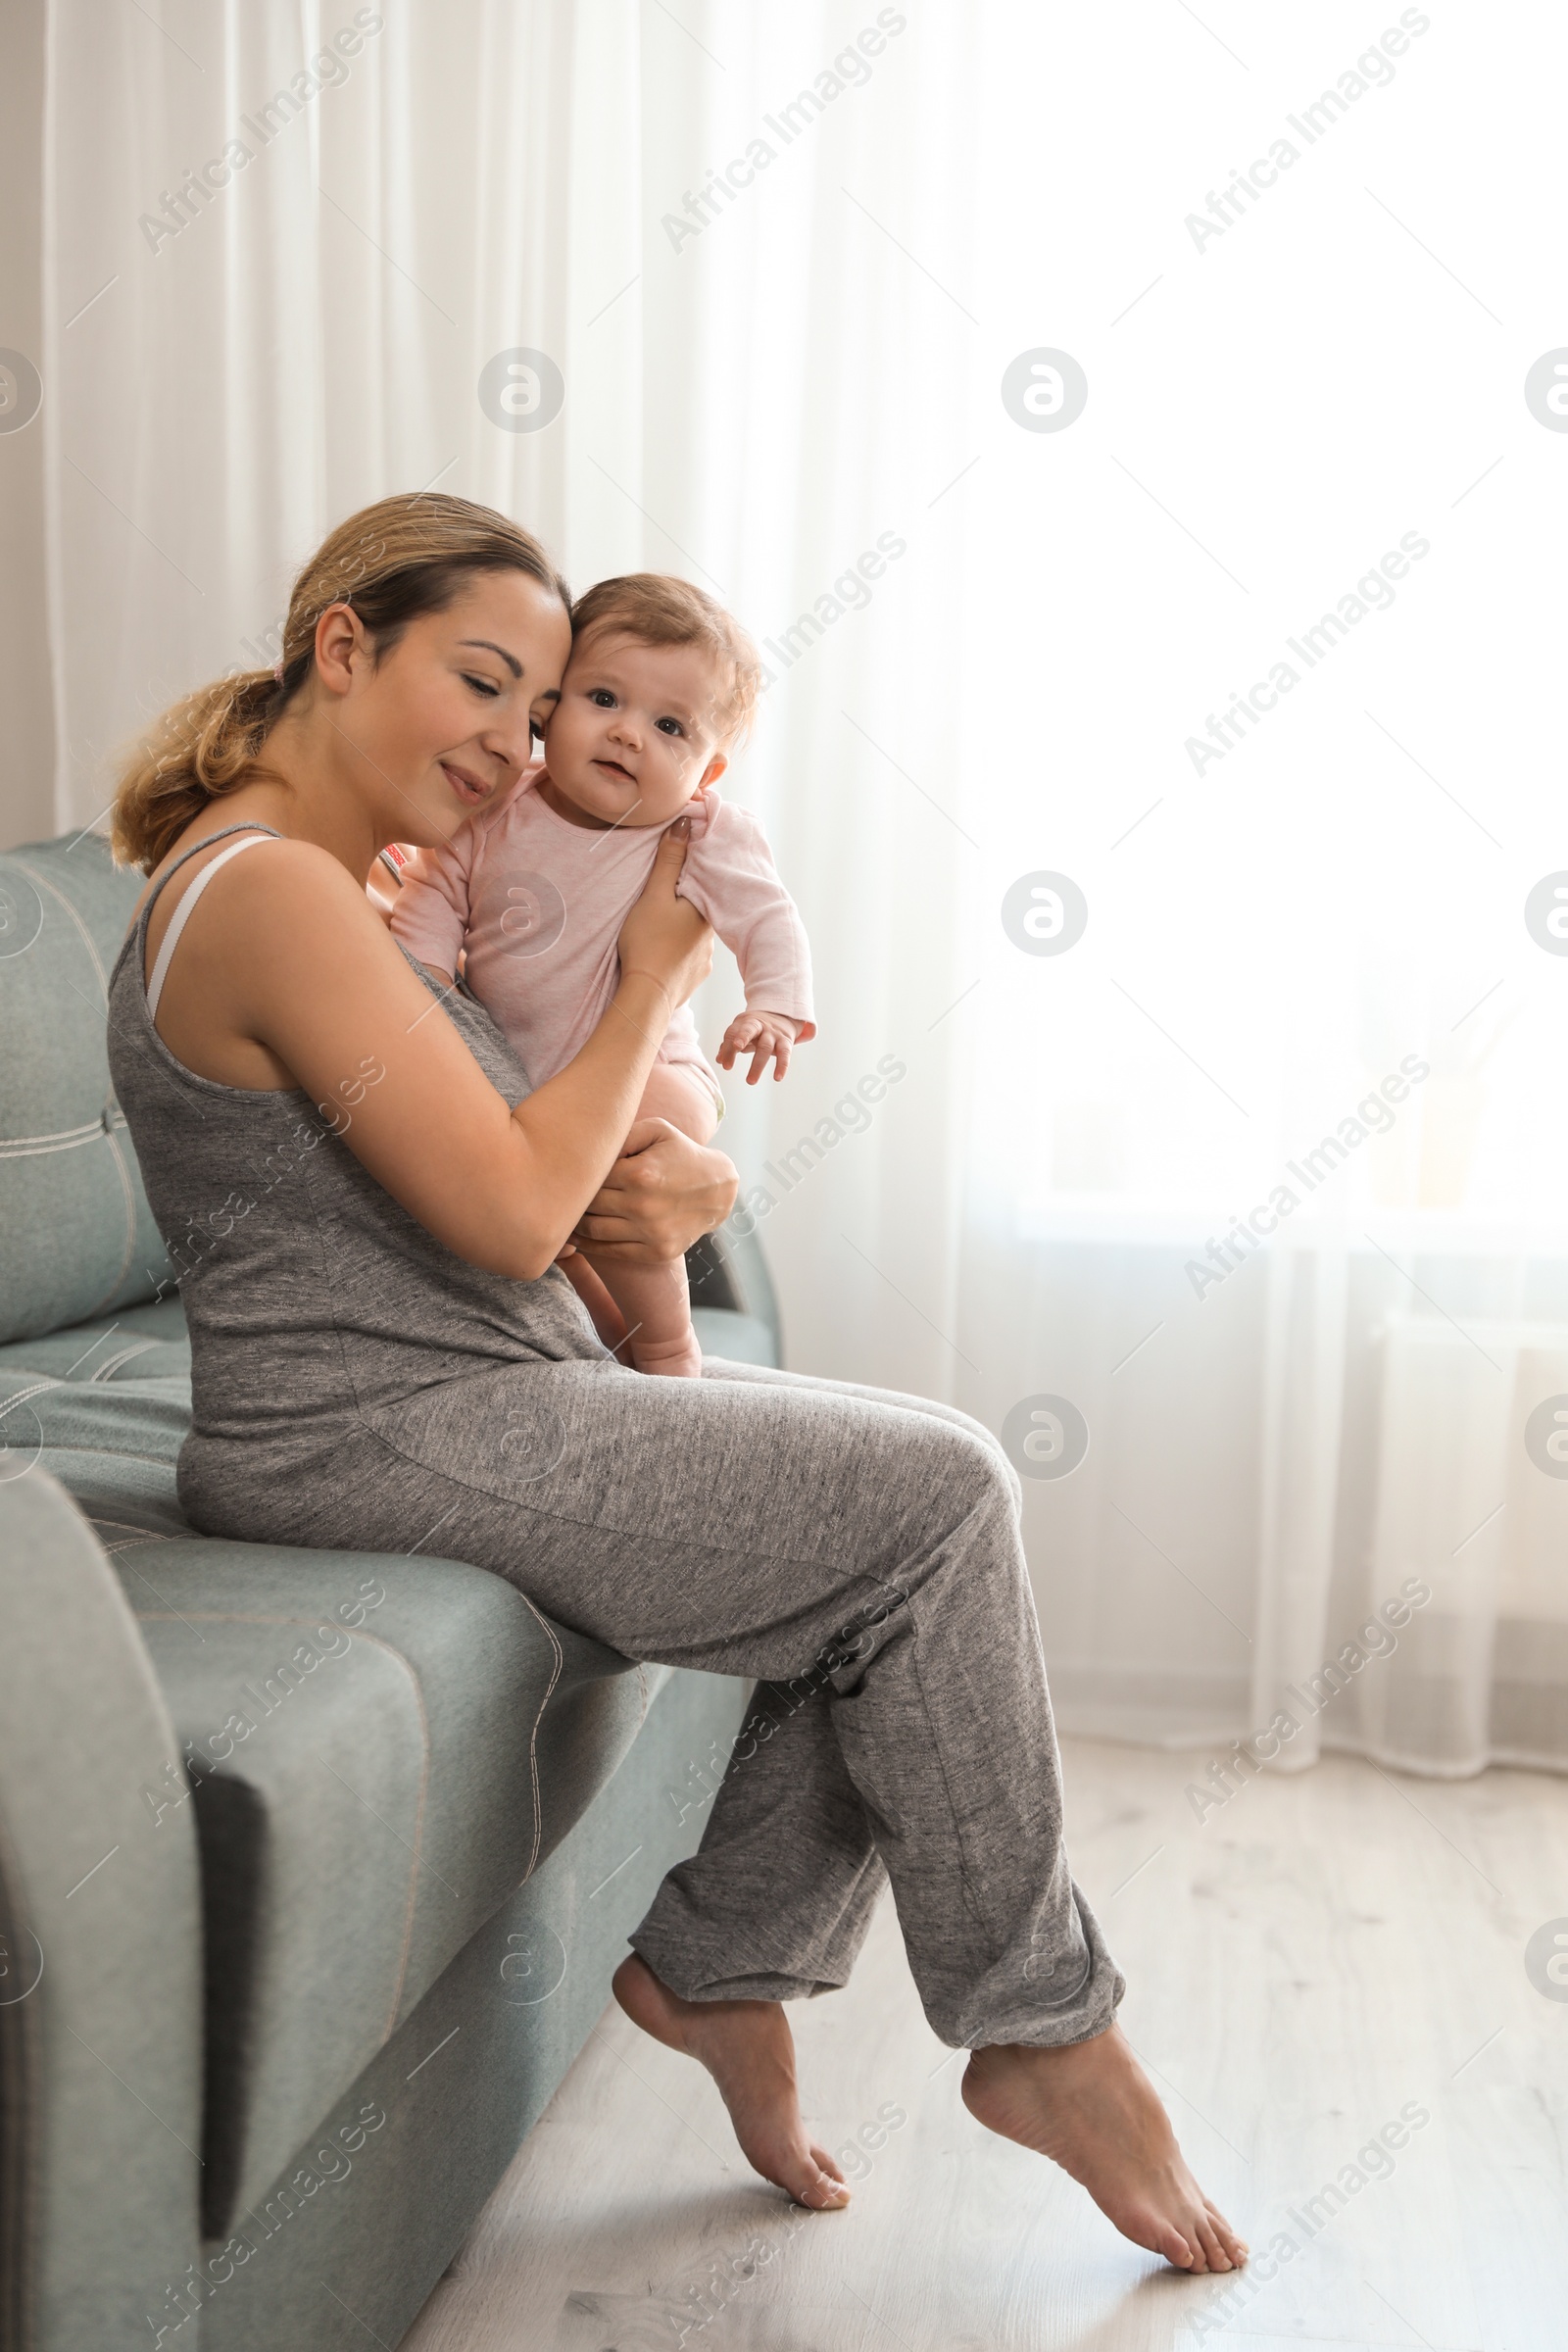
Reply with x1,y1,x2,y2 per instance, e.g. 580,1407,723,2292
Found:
325,571,572,846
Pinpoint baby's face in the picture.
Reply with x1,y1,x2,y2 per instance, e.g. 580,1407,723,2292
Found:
541,629,727,828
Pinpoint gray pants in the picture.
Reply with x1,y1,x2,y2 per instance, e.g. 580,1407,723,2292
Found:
195,1354,1124,2050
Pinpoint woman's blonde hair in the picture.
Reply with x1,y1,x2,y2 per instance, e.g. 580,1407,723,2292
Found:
112,493,570,872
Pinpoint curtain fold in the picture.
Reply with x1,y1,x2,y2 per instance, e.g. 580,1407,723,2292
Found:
1250,1242,1348,1775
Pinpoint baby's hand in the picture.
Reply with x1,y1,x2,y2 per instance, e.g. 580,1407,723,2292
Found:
716,1010,800,1085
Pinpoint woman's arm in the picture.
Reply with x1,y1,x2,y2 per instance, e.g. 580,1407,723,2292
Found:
220,824,722,1281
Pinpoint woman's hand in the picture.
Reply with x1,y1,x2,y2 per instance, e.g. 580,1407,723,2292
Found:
616,817,714,1011
571,1118,738,1267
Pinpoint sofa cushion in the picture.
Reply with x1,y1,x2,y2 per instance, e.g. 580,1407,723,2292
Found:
127,1536,666,2238
0,1312,667,2232
0,1298,193,1522
0,834,169,1345
690,1304,774,1363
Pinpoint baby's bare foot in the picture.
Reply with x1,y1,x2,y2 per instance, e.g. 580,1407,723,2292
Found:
612,1954,850,2210
961,2023,1247,2274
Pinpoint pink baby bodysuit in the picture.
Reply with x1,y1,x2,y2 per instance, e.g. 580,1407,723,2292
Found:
390,766,814,1095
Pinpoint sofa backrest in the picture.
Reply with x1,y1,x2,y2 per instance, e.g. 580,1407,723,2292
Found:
0,832,169,1344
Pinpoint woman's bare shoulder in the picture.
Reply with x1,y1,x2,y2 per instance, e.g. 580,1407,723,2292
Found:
243,834,376,895
142,826,404,982
225,839,416,979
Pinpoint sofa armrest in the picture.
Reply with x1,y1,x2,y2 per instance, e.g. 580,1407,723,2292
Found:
0,1470,202,2350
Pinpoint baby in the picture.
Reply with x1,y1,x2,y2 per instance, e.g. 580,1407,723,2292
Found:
391,572,812,1376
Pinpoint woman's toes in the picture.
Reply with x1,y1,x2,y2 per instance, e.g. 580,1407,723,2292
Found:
1194,2214,1231,2272
795,2144,851,2207
1152,2217,1198,2270
792,2155,851,2209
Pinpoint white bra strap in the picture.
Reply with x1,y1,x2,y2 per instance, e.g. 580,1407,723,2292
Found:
145,832,275,1019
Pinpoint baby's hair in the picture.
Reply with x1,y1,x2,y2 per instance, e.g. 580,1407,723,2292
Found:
569,573,762,748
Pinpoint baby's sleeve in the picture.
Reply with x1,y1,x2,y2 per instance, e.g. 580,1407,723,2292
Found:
679,795,815,1042
388,830,474,980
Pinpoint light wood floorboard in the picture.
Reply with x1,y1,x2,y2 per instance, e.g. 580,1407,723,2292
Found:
403,1740,1568,2351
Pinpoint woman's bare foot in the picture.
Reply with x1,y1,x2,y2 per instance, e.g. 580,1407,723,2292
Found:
612,1954,850,2210
961,2023,1248,2274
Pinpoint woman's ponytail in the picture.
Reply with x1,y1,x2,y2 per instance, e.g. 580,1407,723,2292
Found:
111,492,571,873
112,667,283,873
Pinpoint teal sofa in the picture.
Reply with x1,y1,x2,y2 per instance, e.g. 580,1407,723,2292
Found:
0,834,777,2352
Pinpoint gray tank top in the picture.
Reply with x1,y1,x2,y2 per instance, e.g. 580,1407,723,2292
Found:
107,823,603,1520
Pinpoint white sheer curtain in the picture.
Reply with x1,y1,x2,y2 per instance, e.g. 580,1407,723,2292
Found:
36,0,1568,1778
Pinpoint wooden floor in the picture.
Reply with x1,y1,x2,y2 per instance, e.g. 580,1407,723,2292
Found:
403,1739,1567,2352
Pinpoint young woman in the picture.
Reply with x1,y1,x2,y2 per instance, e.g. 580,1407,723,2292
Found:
108,493,1245,2275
